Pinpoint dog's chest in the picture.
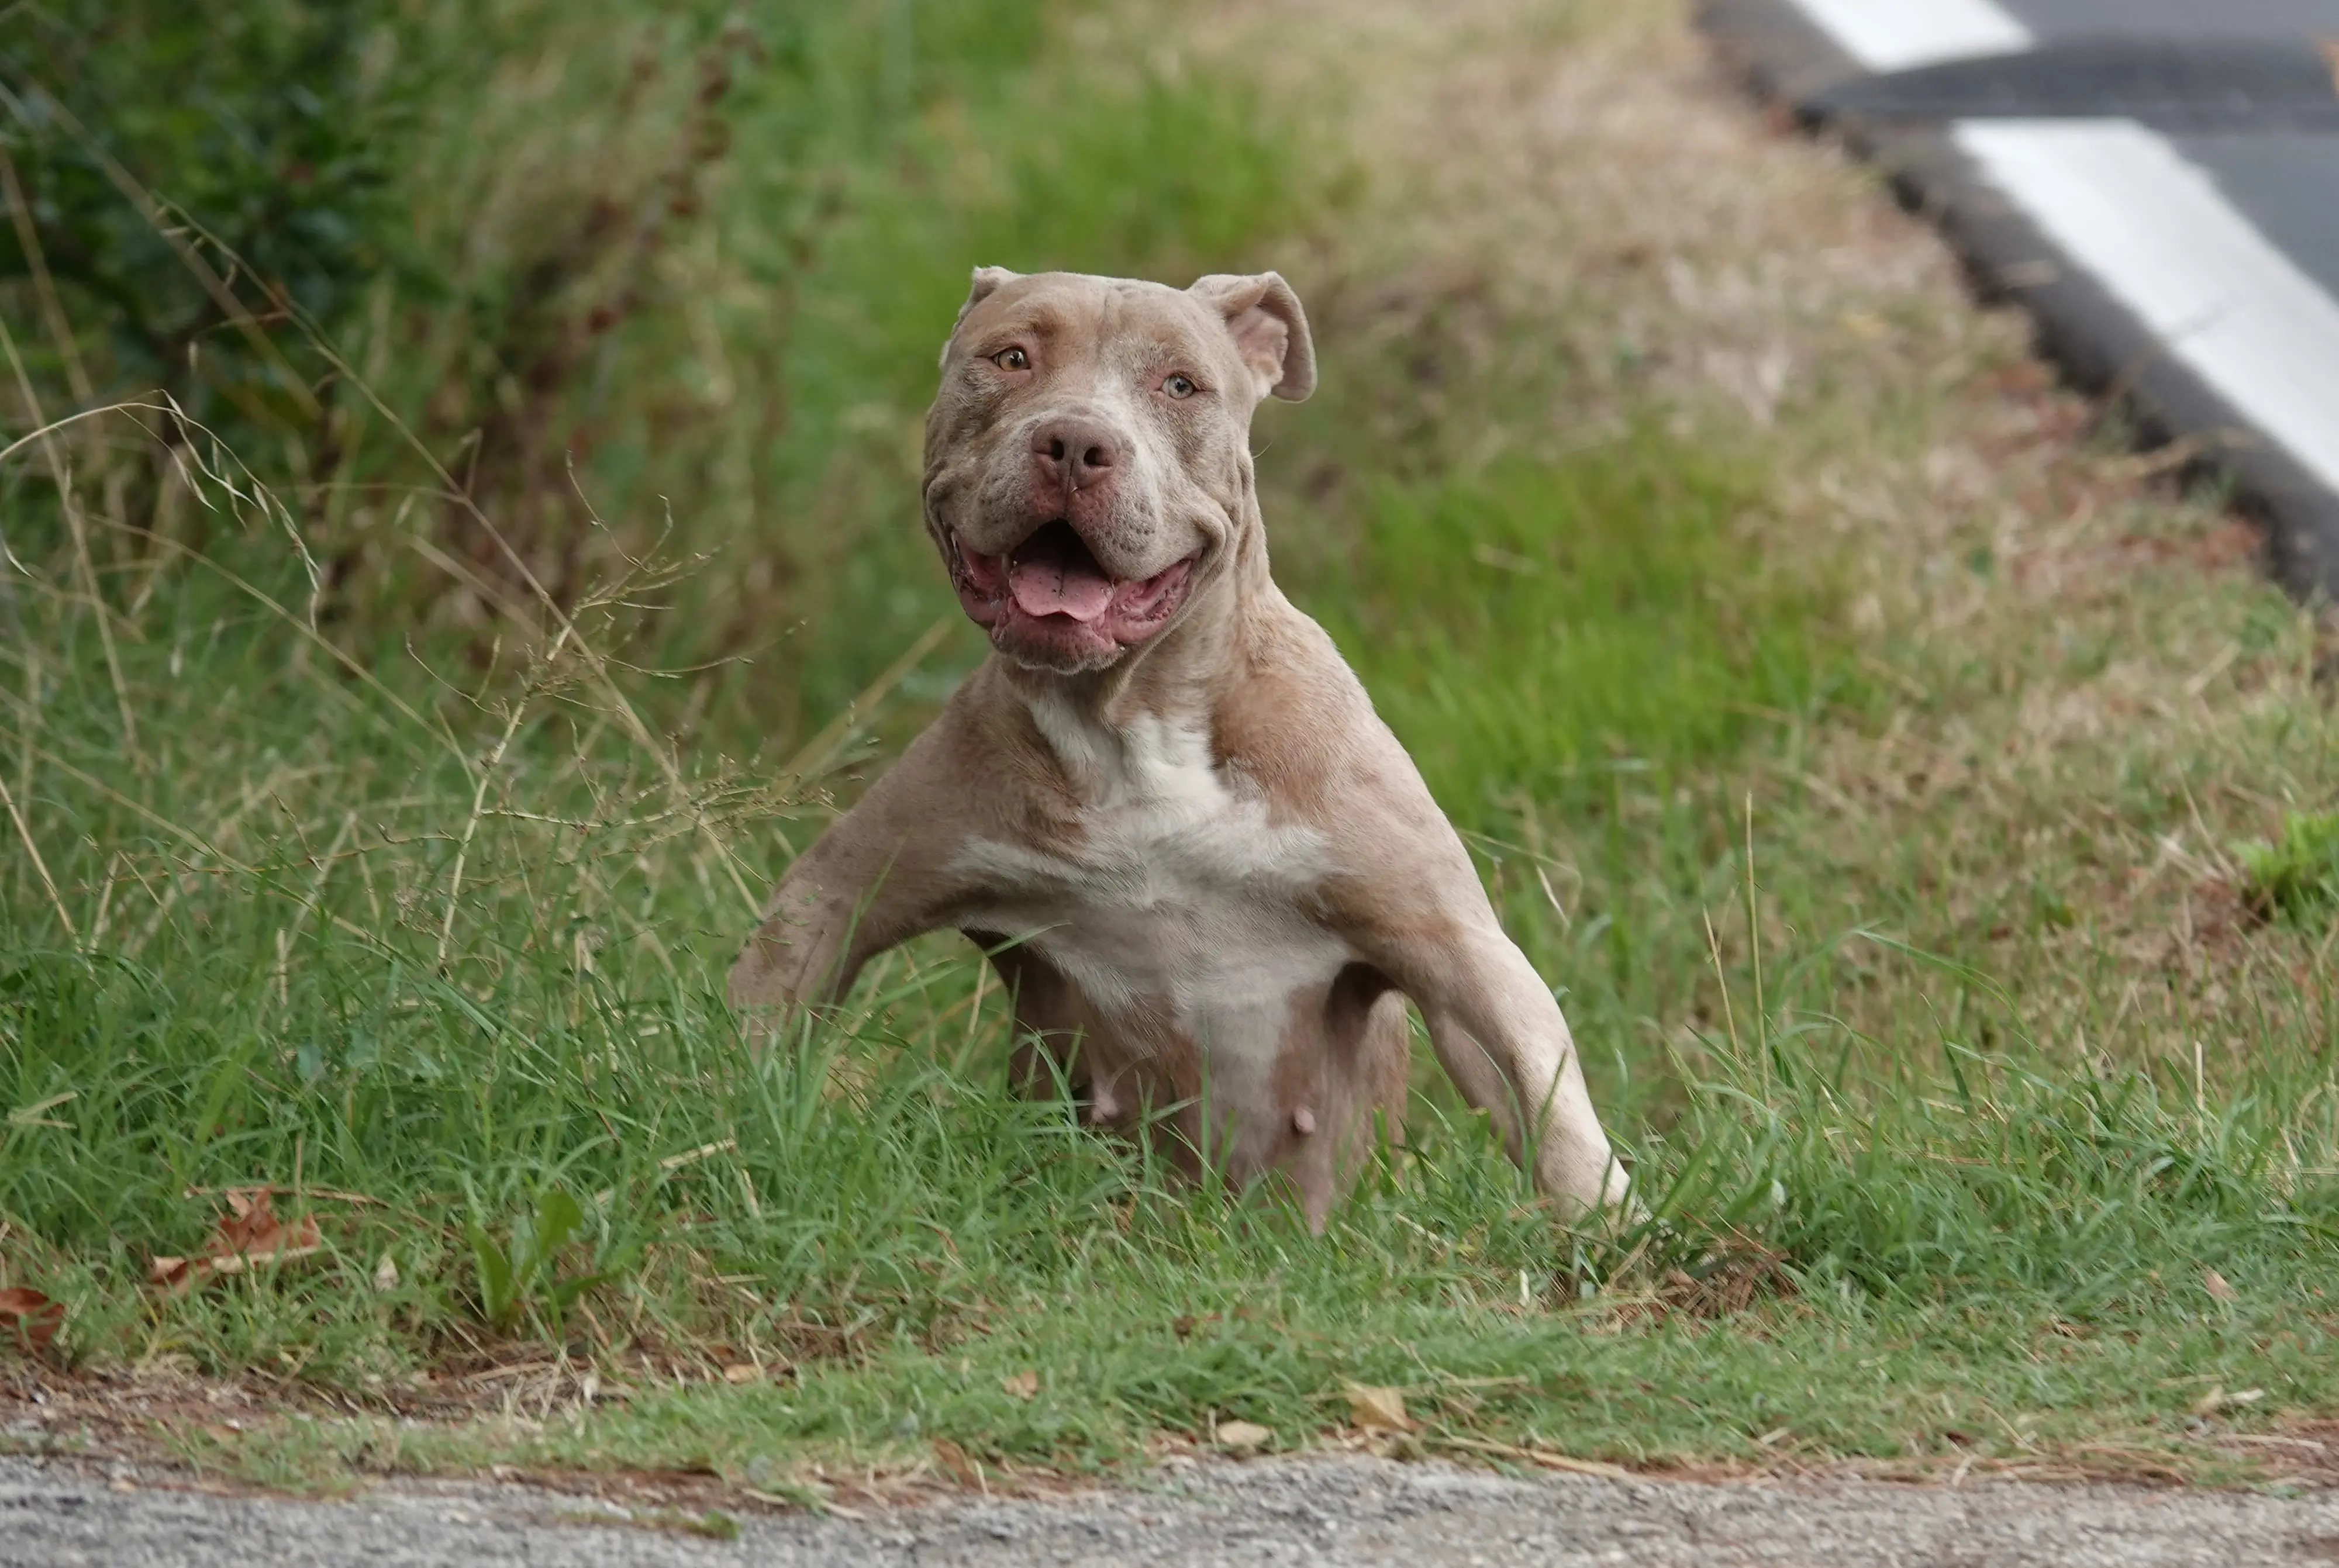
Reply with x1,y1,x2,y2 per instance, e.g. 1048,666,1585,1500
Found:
950,702,1347,1058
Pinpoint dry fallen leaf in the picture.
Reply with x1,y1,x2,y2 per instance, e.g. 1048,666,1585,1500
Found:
211,1189,324,1269
184,1182,382,1208
1437,1434,1634,1479
1215,1420,1271,1451
2195,1385,2266,1417
0,1287,63,1355
2203,1267,2237,1303
723,1363,761,1384
150,1189,325,1294
932,1436,981,1487
372,1252,400,1293
1345,1385,1416,1433
1001,1369,1039,1400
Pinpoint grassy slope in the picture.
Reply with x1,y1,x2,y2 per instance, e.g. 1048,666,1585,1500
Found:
4,0,2338,1497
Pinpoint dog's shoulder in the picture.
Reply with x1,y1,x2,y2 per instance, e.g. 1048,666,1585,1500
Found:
1211,592,1489,923
1208,593,1406,813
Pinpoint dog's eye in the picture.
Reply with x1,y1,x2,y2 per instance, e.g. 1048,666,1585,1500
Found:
1162,372,1197,399
992,347,1030,371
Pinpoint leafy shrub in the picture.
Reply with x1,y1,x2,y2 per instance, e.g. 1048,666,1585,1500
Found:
0,0,415,423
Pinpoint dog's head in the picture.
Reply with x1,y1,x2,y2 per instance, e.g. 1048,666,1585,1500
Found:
922,268,1314,674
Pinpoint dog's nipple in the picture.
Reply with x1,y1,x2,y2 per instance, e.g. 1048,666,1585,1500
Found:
1292,1107,1316,1137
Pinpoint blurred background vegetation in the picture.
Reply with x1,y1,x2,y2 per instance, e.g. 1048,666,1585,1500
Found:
0,0,1333,734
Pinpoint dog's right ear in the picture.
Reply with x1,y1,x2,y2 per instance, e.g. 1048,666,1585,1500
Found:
940,266,1023,367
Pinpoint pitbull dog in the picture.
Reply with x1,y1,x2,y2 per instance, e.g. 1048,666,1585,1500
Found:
731,268,1627,1227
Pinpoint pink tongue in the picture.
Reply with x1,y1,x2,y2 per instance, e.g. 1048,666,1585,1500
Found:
1009,555,1115,622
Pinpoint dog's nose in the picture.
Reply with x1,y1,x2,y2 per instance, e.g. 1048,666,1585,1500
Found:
1030,417,1123,492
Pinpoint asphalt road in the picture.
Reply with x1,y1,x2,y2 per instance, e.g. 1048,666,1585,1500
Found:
1703,0,2339,599
9,1454,2339,1567
1990,0,2337,44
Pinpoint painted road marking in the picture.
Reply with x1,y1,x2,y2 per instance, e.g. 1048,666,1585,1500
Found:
1954,119,2339,492
1785,0,2339,509
1789,0,2032,71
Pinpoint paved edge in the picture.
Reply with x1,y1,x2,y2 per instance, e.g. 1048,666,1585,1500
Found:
1698,0,2339,603
11,1450,2339,1568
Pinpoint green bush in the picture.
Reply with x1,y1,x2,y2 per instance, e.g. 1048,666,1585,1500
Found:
0,0,415,421
0,0,1316,745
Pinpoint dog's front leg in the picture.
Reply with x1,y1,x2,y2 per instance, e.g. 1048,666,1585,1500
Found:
727,845,898,1014
1398,920,1628,1217
728,727,967,1014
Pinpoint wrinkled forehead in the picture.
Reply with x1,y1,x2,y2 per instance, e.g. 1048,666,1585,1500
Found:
958,273,1222,366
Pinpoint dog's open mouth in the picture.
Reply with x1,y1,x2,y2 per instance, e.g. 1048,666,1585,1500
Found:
1005,520,1116,623
948,521,1195,664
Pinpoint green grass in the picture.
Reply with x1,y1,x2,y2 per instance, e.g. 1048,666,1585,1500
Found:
1298,435,1860,824
4,0,2339,1501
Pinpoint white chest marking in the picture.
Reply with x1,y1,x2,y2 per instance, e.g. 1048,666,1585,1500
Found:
951,692,1347,1094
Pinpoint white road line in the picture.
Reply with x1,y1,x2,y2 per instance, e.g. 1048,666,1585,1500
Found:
1789,0,2032,71
1955,120,2339,493
1785,2,2339,498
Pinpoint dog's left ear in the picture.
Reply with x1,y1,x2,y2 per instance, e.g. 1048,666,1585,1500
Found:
1190,272,1316,402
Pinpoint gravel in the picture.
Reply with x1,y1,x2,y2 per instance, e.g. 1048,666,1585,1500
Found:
8,1451,2339,1566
